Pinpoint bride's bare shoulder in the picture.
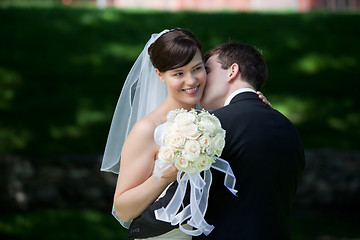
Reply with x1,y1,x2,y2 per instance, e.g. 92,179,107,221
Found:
128,115,157,139
126,107,166,141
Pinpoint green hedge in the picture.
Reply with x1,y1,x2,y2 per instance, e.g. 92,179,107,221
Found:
0,5,359,155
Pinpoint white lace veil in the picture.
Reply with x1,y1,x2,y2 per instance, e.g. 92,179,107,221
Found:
101,29,170,174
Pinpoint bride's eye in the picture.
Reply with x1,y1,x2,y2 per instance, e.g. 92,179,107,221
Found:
173,72,183,76
194,66,203,72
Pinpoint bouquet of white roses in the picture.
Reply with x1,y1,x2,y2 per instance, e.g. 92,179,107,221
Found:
154,108,236,237
157,108,226,173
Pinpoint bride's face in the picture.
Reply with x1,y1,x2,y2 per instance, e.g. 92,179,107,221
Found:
158,50,206,109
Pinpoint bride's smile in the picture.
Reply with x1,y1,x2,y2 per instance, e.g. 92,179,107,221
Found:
183,85,200,94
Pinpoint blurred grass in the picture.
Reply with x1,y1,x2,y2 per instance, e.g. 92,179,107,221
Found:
0,209,359,240
291,215,360,240
0,209,128,240
0,4,359,156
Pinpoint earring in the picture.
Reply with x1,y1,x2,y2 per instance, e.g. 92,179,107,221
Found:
162,80,165,83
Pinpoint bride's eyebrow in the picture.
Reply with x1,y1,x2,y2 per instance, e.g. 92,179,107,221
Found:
170,69,183,73
170,62,204,73
169,61,205,73
193,62,204,68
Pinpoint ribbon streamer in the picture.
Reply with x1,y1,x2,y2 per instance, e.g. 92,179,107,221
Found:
154,157,237,236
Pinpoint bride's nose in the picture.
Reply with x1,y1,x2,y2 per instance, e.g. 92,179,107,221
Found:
185,73,197,86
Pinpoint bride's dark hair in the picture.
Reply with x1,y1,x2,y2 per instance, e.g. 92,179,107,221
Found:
148,28,203,72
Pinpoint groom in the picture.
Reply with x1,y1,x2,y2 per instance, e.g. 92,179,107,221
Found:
196,42,305,239
129,42,305,239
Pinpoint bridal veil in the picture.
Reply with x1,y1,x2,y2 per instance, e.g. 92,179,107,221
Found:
101,29,169,174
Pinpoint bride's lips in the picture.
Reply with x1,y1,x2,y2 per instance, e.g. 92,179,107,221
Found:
183,85,200,95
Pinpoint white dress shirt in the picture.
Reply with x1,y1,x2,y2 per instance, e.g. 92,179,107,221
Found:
224,88,257,106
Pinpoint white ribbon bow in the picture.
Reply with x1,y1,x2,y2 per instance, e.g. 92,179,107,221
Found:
153,157,237,236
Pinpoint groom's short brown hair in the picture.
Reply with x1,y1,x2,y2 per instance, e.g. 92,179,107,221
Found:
204,42,268,90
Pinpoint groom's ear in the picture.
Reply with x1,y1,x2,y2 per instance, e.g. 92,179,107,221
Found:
227,63,240,82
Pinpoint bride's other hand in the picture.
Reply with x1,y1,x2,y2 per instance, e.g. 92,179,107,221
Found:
257,91,272,108
113,120,175,222
161,164,178,184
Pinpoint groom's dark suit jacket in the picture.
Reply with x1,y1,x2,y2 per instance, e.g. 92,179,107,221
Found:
196,92,305,240
128,92,305,240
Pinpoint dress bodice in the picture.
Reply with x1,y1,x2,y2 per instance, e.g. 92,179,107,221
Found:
154,123,167,147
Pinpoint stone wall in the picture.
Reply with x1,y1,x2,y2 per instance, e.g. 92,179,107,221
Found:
0,155,117,211
295,149,360,213
1,149,360,214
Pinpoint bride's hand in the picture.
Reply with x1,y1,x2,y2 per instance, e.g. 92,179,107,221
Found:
160,164,178,184
257,91,272,108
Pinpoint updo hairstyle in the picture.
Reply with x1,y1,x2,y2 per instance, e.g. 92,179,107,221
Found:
148,28,203,72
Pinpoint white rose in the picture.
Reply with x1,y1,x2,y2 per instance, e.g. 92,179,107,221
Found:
183,123,201,139
209,114,222,129
205,147,215,156
212,133,225,156
158,146,174,162
200,113,223,133
214,127,226,137
182,140,201,160
165,133,186,149
174,155,196,173
165,122,176,135
199,116,219,134
174,112,195,129
178,155,188,168
216,129,226,139
195,155,215,172
199,135,211,148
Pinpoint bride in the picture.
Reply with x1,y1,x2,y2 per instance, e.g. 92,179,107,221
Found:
101,28,269,239
102,28,206,239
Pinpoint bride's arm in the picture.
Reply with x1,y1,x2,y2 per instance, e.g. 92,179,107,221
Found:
257,91,272,108
113,120,178,222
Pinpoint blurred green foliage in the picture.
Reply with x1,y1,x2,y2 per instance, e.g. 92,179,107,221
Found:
0,209,128,240
0,209,359,240
0,4,359,156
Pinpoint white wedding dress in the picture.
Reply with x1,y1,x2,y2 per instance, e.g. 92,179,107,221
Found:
135,124,192,240
135,225,192,240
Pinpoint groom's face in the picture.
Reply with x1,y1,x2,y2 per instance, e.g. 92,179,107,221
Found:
200,55,229,110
